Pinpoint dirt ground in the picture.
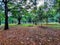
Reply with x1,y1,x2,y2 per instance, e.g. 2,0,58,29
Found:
0,26,60,45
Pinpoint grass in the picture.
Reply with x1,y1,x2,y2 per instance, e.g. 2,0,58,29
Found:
42,24,60,29
9,24,17,27
0,23,60,29
20,23,60,29
20,23,35,27
0,24,17,27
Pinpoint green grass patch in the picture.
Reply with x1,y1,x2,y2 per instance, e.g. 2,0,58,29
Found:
0,24,17,27
42,24,60,29
0,23,35,27
9,24,17,27
20,24,35,27
1,23,60,29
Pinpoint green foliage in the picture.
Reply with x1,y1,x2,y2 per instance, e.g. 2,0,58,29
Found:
0,0,60,27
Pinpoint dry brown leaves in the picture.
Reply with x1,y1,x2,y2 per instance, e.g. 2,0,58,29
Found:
0,26,60,45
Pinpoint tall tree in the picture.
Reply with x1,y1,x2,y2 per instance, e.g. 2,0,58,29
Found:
2,0,9,30
36,6,45,26
32,0,37,25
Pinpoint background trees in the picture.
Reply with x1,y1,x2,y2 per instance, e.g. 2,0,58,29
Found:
55,0,60,23
0,0,59,30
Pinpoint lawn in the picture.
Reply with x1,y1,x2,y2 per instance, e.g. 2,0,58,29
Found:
42,24,60,29
0,23,60,29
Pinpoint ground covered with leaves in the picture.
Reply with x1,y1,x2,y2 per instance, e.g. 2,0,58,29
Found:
0,26,60,45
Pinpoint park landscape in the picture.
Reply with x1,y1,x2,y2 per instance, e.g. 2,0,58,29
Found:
0,0,60,45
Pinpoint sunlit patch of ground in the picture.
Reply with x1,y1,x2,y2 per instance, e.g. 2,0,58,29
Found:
0,25,60,45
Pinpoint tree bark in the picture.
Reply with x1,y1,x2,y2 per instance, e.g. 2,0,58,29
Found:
28,17,31,23
18,16,22,24
59,17,60,23
46,18,48,25
4,1,9,30
0,18,1,25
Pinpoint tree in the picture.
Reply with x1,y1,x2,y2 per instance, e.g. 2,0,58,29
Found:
1,0,27,29
10,4,26,24
9,0,28,24
43,1,57,24
2,0,9,30
55,0,60,13
33,0,37,25
54,0,60,23
56,13,60,23
26,0,38,25
37,7,45,26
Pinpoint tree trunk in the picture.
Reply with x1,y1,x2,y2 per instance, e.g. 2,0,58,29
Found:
28,17,31,23
18,16,22,24
46,18,48,25
58,17,60,23
41,21,42,27
4,1,9,30
59,20,60,23
0,18,1,25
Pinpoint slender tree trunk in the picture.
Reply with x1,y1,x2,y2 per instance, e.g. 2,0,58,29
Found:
59,17,60,23
18,16,22,24
33,21,35,24
4,1,9,30
18,18,21,24
46,18,48,25
33,20,37,25
12,21,14,24
0,18,1,25
35,22,37,25
41,21,42,27
59,21,60,23
28,17,31,23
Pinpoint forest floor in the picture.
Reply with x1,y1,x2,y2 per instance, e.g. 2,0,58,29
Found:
0,25,60,45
